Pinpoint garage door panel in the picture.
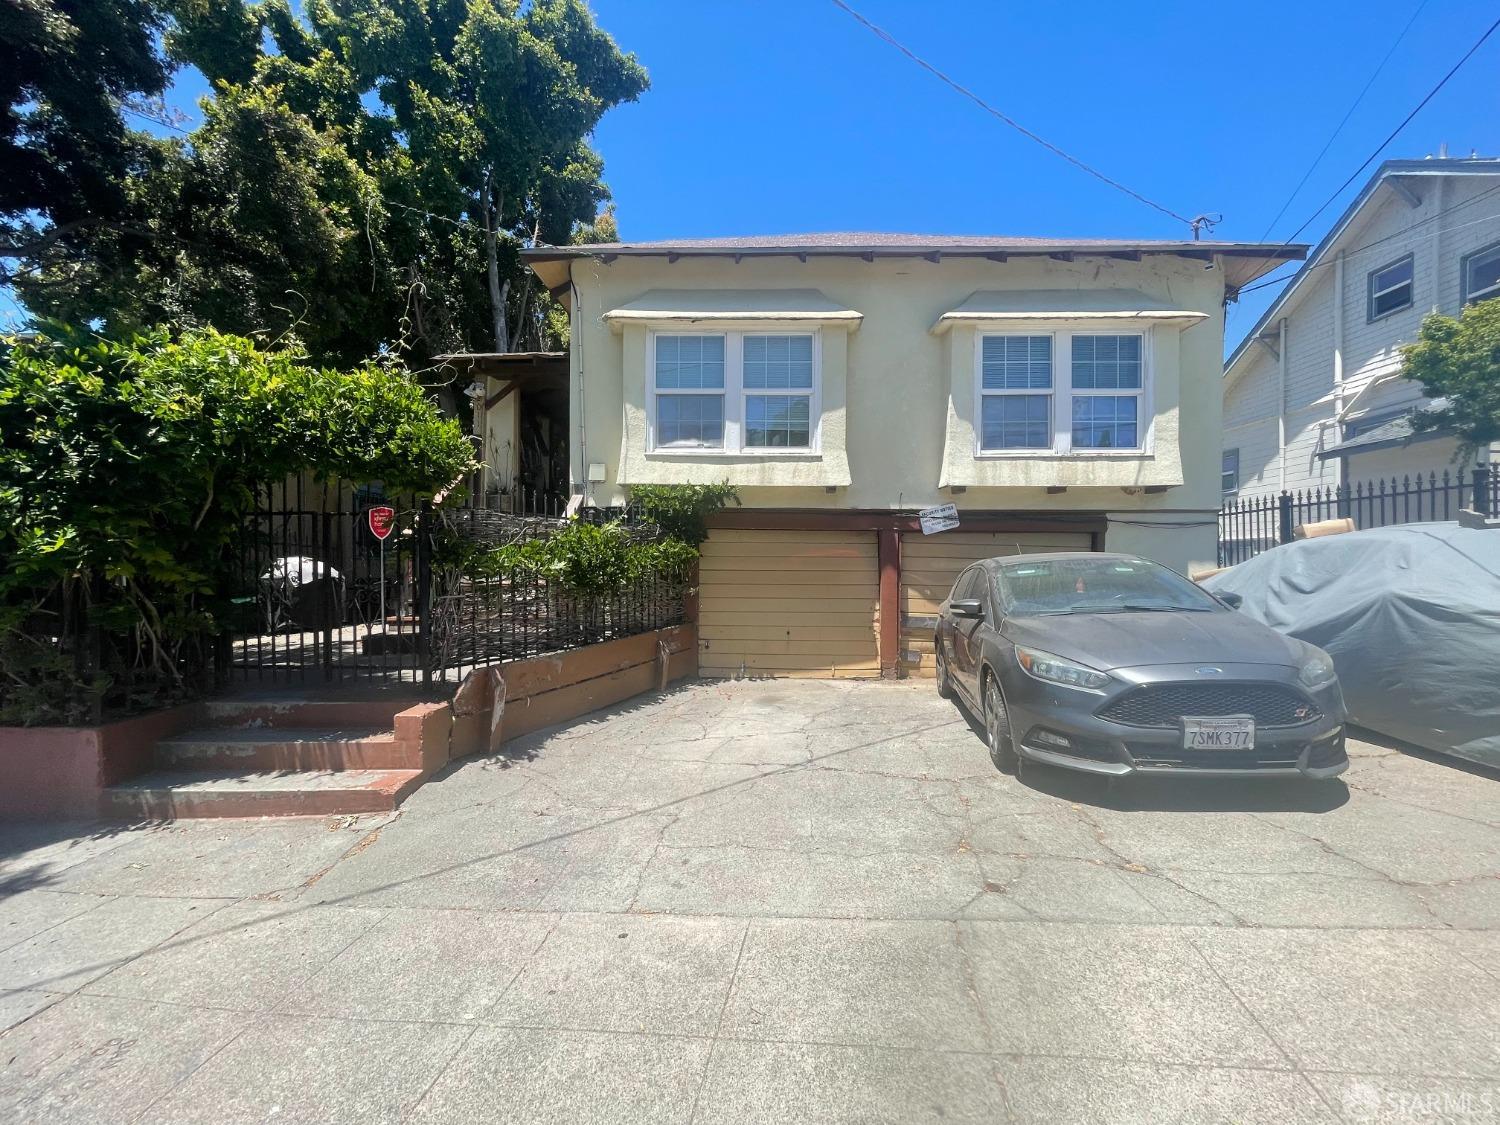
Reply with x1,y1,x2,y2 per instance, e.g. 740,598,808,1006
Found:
699,653,880,676
699,528,877,679
700,583,877,601
700,625,877,642
900,529,1092,678
700,596,875,615
699,556,875,574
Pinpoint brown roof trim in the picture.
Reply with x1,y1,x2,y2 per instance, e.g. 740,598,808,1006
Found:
525,242,1304,264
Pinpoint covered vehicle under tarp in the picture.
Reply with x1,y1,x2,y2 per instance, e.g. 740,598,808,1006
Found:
1203,523,1500,768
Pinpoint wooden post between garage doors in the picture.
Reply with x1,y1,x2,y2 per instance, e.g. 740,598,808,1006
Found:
877,528,901,678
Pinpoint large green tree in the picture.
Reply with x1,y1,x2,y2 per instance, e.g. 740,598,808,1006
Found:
1403,298,1500,459
12,0,646,374
0,0,171,279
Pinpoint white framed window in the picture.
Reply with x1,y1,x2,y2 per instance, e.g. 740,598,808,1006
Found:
1070,334,1143,450
979,335,1053,451
975,329,1150,455
652,334,726,449
648,329,820,454
1367,254,1414,321
1462,240,1500,305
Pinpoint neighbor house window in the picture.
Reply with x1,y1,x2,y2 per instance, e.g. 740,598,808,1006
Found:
1462,241,1500,305
976,330,1150,454
1367,254,1414,320
1221,448,1239,495
979,335,1052,450
1070,334,1143,449
649,330,819,453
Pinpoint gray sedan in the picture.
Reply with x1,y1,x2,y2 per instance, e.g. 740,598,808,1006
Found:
934,553,1348,779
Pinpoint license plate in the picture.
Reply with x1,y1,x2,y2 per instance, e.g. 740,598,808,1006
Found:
1182,716,1255,750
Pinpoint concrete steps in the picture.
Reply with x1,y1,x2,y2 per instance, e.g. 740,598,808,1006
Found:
103,768,426,820
103,697,444,820
155,726,414,772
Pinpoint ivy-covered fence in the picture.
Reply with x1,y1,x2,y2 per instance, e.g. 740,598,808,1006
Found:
0,326,475,725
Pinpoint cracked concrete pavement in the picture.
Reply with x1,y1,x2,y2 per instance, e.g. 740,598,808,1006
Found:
2,678,1498,1123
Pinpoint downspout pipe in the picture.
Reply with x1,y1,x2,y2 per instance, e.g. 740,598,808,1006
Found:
1332,251,1346,486
1277,317,1288,491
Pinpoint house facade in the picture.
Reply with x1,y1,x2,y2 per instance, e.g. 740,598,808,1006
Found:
1223,158,1500,501
525,234,1297,678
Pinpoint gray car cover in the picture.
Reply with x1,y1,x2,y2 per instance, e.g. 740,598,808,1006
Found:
1203,523,1500,768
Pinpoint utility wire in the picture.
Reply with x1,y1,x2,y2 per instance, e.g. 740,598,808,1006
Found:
1238,181,1500,299
1283,13,1500,243
826,0,1198,231
1258,0,1431,241
120,103,193,135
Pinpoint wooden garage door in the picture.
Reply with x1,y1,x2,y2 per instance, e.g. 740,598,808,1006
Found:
698,529,879,678
901,530,1094,677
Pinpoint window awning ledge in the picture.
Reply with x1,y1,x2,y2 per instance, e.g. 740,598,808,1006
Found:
931,289,1208,334
604,289,862,331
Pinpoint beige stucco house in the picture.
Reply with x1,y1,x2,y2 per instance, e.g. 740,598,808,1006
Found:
524,234,1300,679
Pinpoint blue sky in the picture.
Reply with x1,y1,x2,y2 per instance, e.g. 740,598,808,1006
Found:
7,0,1499,353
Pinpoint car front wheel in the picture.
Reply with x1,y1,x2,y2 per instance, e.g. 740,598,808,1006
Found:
984,673,1019,775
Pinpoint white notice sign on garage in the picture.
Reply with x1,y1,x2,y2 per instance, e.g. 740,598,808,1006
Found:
918,503,960,536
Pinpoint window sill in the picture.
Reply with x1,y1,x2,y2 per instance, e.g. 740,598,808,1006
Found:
1367,304,1414,324
646,449,823,459
973,449,1153,460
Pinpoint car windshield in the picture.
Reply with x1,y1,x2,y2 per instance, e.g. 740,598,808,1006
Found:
993,557,1221,616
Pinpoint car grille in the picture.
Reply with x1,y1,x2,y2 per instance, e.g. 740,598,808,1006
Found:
1127,746,1300,770
1098,683,1319,729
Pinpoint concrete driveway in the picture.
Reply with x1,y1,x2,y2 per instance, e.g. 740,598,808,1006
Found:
2,678,1498,1124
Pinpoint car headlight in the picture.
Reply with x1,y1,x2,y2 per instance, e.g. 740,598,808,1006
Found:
1015,646,1111,691
1298,649,1338,688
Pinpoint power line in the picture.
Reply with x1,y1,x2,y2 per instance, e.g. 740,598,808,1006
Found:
1258,0,1431,241
1237,180,1500,300
1284,13,1500,243
825,0,1199,232
120,103,192,135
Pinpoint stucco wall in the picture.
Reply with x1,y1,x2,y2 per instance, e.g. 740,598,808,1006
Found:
567,253,1226,571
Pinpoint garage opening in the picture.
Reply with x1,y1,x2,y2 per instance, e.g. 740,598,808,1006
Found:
698,529,879,678
900,530,1094,677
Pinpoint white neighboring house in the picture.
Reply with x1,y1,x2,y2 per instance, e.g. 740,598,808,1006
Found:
1223,158,1500,501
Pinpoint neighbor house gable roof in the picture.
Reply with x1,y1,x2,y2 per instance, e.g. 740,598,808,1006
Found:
1223,158,1500,384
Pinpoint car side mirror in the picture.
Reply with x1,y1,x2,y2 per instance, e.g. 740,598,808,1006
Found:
1216,591,1244,610
949,598,984,619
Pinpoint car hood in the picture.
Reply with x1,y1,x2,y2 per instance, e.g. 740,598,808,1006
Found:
1003,610,1306,672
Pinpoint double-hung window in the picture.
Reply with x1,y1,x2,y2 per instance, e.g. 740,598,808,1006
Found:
742,335,814,448
979,335,1053,450
649,330,818,453
1221,448,1240,495
652,335,726,448
977,330,1148,454
1462,241,1500,305
1070,334,1143,449
1367,254,1414,320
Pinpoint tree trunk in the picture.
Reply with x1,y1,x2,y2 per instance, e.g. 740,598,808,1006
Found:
483,171,509,353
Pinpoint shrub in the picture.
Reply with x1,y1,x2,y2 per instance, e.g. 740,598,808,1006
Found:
0,323,477,723
628,483,739,545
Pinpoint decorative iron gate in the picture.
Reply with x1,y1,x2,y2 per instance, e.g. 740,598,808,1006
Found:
220,477,431,688
219,478,683,690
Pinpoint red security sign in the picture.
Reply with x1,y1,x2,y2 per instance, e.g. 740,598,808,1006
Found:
367,505,396,541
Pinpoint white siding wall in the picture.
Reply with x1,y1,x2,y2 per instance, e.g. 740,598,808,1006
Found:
1224,170,1500,501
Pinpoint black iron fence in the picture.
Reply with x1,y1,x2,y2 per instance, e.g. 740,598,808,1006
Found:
220,478,684,690
1218,465,1497,566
